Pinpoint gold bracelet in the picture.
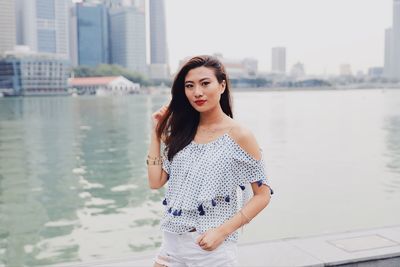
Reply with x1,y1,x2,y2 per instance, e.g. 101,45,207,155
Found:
239,209,252,234
239,210,251,224
147,154,162,160
146,159,163,165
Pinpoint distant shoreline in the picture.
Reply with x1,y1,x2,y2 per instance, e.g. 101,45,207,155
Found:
1,86,399,98
230,86,400,92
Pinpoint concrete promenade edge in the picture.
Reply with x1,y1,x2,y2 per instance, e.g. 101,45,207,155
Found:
53,224,400,267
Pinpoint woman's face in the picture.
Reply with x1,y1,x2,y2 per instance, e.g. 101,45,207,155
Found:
184,66,226,113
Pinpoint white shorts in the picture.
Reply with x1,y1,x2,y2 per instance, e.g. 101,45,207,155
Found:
154,230,238,267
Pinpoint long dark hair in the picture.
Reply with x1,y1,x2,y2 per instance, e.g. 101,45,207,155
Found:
157,55,233,160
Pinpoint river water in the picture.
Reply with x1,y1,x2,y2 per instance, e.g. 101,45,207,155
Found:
0,88,399,266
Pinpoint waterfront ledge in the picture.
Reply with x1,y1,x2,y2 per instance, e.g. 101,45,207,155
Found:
54,224,400,267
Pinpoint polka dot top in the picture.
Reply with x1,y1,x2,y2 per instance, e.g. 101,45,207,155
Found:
160,132,273,242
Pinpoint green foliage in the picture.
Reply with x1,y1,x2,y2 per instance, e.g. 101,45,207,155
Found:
72,64,150,85
73,66,93,77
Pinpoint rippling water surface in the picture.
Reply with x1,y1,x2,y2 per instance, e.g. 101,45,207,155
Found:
0,89,399,266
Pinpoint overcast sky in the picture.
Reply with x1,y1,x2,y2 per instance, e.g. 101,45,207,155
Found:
165,0,392,75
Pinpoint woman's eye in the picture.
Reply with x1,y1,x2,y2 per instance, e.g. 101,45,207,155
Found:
185,84,193,89
202,82,210,86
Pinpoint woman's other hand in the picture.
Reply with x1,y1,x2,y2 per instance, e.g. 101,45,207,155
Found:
151,105,168,131
196,227,229,251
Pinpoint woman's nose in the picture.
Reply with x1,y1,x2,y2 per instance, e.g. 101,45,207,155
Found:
194,86,203,97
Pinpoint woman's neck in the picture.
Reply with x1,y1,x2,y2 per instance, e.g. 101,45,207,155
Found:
198,106,226,127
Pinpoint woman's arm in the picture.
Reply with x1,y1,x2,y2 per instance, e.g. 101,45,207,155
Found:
218,181,271,236
197,183,270,251
218,127,271,234
147,105,169,189
196,126,271,251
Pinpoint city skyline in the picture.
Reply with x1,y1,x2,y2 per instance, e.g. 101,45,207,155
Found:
165,0,392,75
1,0,394,78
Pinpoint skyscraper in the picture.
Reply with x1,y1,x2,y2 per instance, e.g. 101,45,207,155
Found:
0,0,16,54
76,2,109,66
69,3,78,66
271,47,286,74
391,0,400,80
15,0,70,58
104,0,134,8
149,0,169,79
149,0,168,64
384,28,393,78
109,6,147,74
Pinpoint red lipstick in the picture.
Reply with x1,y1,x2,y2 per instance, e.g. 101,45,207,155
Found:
194,100,207,106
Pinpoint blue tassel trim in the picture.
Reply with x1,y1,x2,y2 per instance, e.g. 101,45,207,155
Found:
162,198,167,205
211,199,217,207
172,209,182,216
198,204,205,216
239,185,246,190
268,186,274,195
169,208,182,216
256,180,274,195
197,204,203,212
225,195,230,202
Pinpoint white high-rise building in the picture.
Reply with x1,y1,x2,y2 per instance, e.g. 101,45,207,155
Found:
15,0,70,59
384,28,393,78
0,0,16,54
391,0,400,80
109,6,147,74
69,3,78,66
271,47,286,74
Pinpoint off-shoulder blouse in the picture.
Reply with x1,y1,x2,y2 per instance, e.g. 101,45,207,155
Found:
161,133,273,242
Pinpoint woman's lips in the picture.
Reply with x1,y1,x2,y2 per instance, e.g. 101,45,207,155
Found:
194,100,207,106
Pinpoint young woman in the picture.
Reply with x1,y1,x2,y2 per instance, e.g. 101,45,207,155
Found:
147,55,273,267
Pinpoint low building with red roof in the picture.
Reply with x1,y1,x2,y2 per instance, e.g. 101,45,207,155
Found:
68,76,140,96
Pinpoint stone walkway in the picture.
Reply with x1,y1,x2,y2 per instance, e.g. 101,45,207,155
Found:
54,224,400,267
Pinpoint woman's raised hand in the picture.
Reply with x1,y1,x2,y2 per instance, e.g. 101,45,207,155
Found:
151,105,168,131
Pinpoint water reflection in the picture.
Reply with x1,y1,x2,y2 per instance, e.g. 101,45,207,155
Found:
1,90,399,266
0,97,80,266
383,114,400,194
0,95,169,266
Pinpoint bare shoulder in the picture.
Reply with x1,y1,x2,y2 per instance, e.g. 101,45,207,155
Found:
228,122,261,160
